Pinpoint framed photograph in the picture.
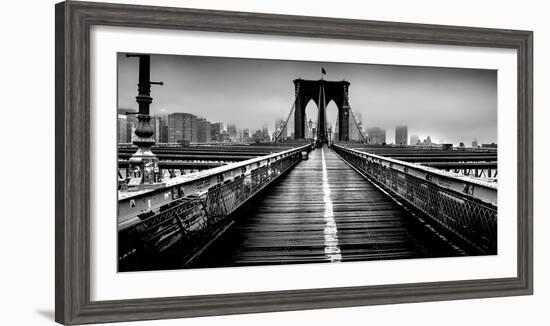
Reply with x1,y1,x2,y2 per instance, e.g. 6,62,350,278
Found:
55,1,533,324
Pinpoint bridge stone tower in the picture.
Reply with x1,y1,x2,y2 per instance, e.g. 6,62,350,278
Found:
293,79,351,143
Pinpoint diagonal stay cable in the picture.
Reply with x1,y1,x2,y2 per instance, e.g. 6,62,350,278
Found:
274,85,300,142
344,91,368,142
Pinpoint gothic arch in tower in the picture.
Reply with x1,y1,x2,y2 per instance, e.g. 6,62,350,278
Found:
293,78,351,142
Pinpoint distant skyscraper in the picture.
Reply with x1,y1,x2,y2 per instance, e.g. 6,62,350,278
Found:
366,127,386,144
227,124,238,141
472,138,479,148
118,108,137,143
243,128,250,142
190,116,199,143
410,134,420,146
151,116,160,143
252,129,263,142
211,122,223,142
197,118,211,143
262,123,270,140
117,113,128,143
220,131,231,142
158,116,169,143
237,129,243,142
395,125,408,145
168,112,198,144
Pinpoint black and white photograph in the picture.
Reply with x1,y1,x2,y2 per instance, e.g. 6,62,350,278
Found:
117,53,498,272
2,0,543,324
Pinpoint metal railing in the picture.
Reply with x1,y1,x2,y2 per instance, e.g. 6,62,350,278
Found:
332,144,497,255
118,143,312,269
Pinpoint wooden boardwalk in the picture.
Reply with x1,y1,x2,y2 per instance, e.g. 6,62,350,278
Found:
191,146,457,268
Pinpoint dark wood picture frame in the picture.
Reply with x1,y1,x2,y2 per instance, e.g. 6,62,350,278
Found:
55,1,533,324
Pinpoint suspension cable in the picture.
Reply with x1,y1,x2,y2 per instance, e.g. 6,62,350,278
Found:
344,91,368,142
304,111,309,139
274,85,300,142
335,111,339,142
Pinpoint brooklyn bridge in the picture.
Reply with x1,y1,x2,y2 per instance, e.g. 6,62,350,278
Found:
117,55,497,271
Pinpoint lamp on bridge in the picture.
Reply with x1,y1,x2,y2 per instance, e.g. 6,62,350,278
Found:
126,54,164,190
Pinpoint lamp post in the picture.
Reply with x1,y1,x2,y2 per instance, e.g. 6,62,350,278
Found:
126,54,164,189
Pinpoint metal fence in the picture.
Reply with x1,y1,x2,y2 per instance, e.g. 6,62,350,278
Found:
118,144,311,269
332,144,497,255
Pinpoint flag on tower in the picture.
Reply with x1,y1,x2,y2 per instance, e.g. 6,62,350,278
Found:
321,67,327,75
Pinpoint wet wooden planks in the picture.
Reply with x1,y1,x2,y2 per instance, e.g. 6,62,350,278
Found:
191,147,429,268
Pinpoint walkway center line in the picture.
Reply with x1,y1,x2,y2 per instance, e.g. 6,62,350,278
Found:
321,148,342,262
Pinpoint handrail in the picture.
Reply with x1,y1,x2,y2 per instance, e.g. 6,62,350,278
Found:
332,144,497,205
118,143,312,225
119,143,311,200
332,143,497,254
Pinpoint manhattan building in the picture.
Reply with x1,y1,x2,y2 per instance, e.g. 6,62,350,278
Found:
117,108,137,143
366,127,386,144
197,118,212,143
410,134,420,146
168,112,198,144
395,125,408,145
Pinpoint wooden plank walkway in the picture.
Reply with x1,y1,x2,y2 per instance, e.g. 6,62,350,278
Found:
191,147,453,268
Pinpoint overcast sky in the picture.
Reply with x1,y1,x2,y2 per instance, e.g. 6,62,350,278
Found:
118,53,497,145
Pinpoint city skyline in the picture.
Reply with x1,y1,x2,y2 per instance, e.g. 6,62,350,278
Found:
118,106,490,146
118,53,497,145
117,107,274,144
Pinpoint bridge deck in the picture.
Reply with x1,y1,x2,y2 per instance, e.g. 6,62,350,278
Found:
191,147,458,268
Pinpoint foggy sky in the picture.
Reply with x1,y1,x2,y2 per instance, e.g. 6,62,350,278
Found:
117,53,497,145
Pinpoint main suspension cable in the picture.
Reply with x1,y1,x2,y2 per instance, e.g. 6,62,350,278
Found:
274,85,300,142
344,91,368,142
